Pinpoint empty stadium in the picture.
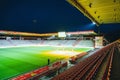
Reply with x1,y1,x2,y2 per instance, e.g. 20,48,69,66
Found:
0,0,120,80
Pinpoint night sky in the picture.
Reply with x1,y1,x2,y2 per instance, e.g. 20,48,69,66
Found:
0,0,120,41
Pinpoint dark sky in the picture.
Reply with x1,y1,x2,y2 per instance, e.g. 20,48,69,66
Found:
0,0,120,39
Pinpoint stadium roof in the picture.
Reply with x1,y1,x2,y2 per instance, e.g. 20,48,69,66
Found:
0,30,96,37
67,0,120,26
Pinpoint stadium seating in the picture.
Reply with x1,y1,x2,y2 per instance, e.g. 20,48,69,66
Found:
75,40,94,47
51,41,115,80
0,40,94,48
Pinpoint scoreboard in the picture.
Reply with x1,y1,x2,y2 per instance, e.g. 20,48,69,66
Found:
58,32,66,37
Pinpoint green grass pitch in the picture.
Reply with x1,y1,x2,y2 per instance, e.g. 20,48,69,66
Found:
0,46,92,79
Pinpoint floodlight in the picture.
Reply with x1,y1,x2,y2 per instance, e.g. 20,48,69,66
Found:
92,22,96,24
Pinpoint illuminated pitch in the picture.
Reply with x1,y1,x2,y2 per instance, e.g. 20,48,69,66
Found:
0,46,92,80
50,50,81,56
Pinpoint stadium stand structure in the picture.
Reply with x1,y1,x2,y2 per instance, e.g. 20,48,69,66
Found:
0,40,94,48
51,40,120,80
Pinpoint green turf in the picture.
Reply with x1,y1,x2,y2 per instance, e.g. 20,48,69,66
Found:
0,46,92,79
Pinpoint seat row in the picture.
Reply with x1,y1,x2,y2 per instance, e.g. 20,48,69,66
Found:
51,42,115,80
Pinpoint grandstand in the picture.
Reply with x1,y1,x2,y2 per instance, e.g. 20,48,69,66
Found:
0,40,94,48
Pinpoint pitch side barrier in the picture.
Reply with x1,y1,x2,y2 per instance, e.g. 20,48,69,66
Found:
28,60,68,80
10,58,68,80
10,66,49,80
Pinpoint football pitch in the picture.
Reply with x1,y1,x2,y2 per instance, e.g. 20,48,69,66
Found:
0,46,92,79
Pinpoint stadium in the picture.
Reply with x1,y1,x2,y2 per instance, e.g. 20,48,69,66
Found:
0,0,120,80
